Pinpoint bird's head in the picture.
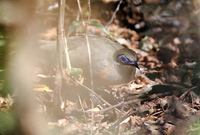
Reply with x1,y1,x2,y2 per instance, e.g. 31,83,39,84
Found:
116,54,140,70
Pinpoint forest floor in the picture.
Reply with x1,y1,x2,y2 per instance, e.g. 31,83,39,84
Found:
1,0,200,135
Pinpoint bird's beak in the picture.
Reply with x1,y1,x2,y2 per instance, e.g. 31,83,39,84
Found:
134,62,140,70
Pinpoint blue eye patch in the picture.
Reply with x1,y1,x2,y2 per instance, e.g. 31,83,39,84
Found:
117,54,140,69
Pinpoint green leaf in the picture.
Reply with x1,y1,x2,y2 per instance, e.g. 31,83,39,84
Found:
70,68,83,77
88,19,111,35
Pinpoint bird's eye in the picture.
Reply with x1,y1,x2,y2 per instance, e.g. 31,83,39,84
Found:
117,54,130,64
120,56,127,62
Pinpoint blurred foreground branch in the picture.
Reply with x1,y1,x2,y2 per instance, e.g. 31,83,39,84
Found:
0,0,48,135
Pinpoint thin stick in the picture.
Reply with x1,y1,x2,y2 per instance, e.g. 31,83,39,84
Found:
56,0,67,107
87,0,91,20
85,35,94,89
64,36,71,71
76,0,94,90
99,99,138,113
63,73,122,114
110,109,134,129
179,86,198,100
85,1,94,134
78,95,87,121
76,0,86,26
86,0,94,89
106,0,123,26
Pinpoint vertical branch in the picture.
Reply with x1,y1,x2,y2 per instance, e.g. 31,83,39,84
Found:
76,0,94,90
85,34,94,89
87,0,91,20
76,1,94,134
4,0,48,134
86,0,94,90
58,0,71,72
63,37,71,72
56,0,69,108
85,1,95,135
76,0,86,26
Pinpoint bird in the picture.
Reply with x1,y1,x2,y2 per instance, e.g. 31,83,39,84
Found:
38,35,140,100
67,35,139,87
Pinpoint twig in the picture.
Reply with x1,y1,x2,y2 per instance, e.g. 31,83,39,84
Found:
56,0,67,108
63,36,71,71
85,35,94,89
63,73,122,114
110,109,134,130
87,0,91,20
106,0,123,26
76,0,94,90
151,110,163,116
76,0,86,26
78,95,87,121
179,86,198,100
86,0,93,90
76,2,94,134
98,99,139,113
